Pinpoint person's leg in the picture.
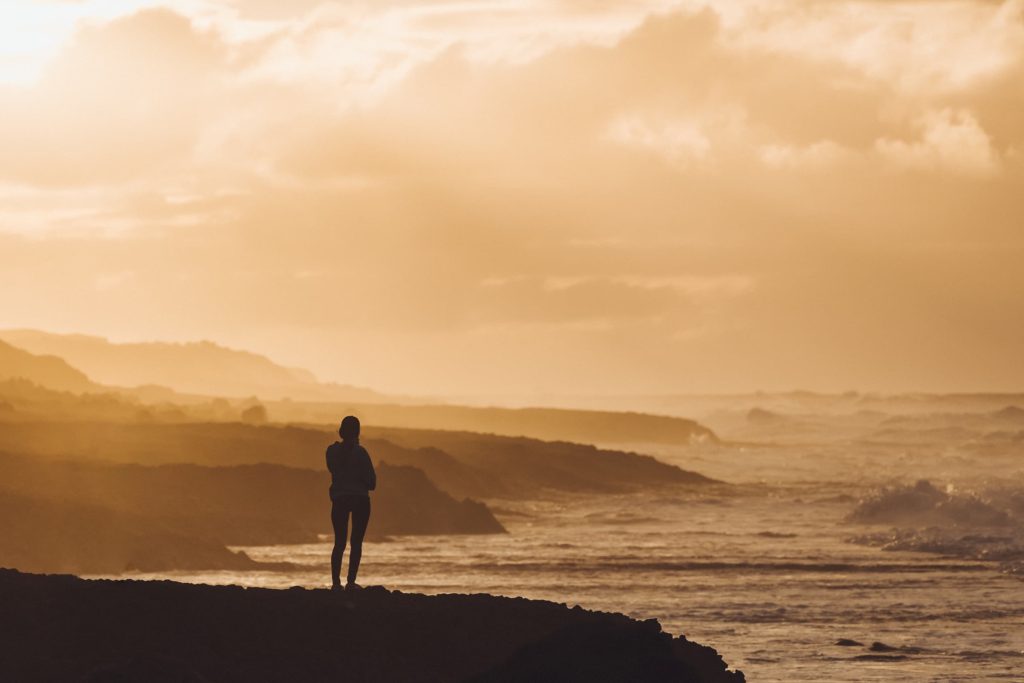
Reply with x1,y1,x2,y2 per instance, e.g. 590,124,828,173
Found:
347,496,371,585
330,497,351,587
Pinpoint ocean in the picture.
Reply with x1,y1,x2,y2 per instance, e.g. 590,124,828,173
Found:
106,431,1024,681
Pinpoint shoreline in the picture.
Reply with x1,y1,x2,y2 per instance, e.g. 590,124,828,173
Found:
0,568,745,682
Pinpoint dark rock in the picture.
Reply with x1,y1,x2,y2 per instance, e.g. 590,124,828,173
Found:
869,641,925,654
87,655,211,683
834,639,863,647
0,569,743,683
854,654,908,662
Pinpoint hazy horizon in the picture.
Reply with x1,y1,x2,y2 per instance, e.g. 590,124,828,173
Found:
7,326,1024,406
2,1,1023,398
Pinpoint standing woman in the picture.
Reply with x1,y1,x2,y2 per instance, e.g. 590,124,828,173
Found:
327,415,376,590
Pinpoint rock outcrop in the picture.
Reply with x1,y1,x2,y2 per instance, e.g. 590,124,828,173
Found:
0,569,744,683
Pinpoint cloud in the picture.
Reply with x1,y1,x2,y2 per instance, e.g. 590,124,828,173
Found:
607,115,713,165
759,140,852,169
725,0,1024,94
471,275,699,325
0,8,227,186
1,2,1023,394
875,108,1002,177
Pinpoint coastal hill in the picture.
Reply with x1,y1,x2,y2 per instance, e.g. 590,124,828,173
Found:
274,401,718,447
0,569,744,682
0,404,718,575
0,329,388,403
0,339,98,394
0,330,717,447
0,338,722,576
0,451,503,574
0,421,717,499
369,426,715,498
0,490,277,574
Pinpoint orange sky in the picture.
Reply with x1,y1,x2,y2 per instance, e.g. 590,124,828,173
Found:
1,1,1022,397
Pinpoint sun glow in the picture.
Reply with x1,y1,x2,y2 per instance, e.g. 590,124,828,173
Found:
0,3,70,84
1,0,1023,395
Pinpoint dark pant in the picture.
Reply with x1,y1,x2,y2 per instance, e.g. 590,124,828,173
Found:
331,494,371,585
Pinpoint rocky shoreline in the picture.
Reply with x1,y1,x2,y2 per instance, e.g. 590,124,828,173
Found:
0,569,744,682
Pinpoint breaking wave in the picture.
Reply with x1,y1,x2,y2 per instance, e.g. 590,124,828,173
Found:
847,480,1017,528
847,480,1024,576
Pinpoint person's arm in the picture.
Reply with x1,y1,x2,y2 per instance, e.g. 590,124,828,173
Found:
363,448,377,491
325,445,334,474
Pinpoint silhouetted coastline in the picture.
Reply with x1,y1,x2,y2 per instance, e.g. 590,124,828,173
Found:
0,569,745,682
0,452,503,574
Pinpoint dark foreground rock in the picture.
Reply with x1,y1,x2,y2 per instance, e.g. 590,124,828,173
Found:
0,569,744,683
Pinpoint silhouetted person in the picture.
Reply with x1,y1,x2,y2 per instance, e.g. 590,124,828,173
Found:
327,415,376,590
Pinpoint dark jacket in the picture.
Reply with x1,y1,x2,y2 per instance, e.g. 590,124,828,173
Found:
326,440,377,498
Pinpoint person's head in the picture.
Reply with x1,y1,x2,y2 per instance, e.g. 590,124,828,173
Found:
339,415,360,441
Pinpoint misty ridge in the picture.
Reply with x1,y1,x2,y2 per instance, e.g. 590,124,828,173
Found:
0,329,389,403
0,330,716,445
0,332,719,575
